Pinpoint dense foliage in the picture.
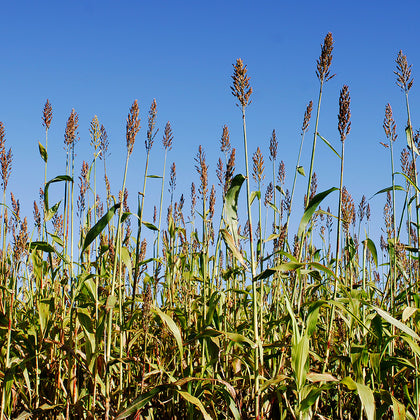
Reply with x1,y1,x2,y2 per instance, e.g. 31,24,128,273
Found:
0,34,419,419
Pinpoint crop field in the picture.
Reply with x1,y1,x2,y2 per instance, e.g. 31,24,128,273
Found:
0,33,419,419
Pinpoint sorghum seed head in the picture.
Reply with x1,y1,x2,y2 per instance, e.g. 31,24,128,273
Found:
383,103,397,142
338,85,351,142
302,100,313,134
163,121,173,151
316,32,335,83
395,50,413,93
64,109,79,147
269,129,278,161
126,100,140,156
42,99,53,130
231,58,252,108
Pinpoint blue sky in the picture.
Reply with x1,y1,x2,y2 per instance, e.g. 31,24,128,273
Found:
1,0,420,246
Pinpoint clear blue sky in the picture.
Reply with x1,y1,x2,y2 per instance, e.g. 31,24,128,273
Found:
1,0,420,245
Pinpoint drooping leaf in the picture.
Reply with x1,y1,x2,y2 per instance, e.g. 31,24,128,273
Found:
365,238,378,267
153,306,183,363
355,382,375,420
176,390,212,420
116,385,167,419
372,185,406,198
44,175,73,215
29,241,56,253
250,190,260,205
372,305,420,341
81,203,120,255
224,174,245,244
402,306,417,322
45,201,61,222
220,228,247,268
298,188,338,239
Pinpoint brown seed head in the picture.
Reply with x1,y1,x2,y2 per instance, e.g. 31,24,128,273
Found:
169,162,176,196
163,121,173,151
341,187,355,237
191,182,196,218
216,158,224,188
252,147,265,184
231,58,252,108
0,122,5,151
209,185,216,220
146,98,157,152
126,100,140,156
358,195,367,222
316,32,335,83
383,103,397,142
1,148,12,192
225,148,236,196
64,109,79,147
395,50,413,93
220,125,231,156
264,182,273,206
338,85,351,142
195,145,208,199
90,115,101,151
42,99,53,130
269,129,278,161
99,124,109,160
302,100,313,134
278,160,285,186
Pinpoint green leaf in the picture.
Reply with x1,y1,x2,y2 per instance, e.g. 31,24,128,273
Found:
298,187,338,238
297,165,305,176
29,241,56,253
223,331,255,347
153,306,183,363
220,229,246,268
81,203,120,255
38,298,53,337
77,307,95,354
372,305,420,341
250,190,261,205
38,141,47,163
45,201,61,222
120,246,132,280
116,385,167,419
365,238,378,267
44,175,73,216
395,171,420,193
406,125,420,156
105,295,117,311
142,221,158,231
224,174,245,244
176,390,212,420
355,382,375,420
372,185,406,198
147,174,163,179
317,132,341,159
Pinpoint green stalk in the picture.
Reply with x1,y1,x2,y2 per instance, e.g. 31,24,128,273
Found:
241,106,260,415
154,145,169,299
105,149,130,418
131,146,152,317
305,85,323,209
286,126,308,240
